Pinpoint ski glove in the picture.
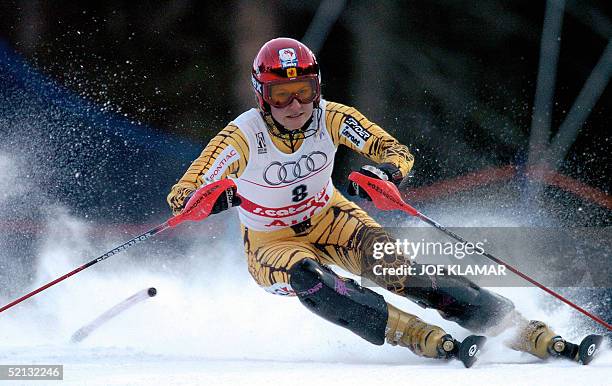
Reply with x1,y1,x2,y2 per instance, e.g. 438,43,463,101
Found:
347,163,404,201
183,186,242,215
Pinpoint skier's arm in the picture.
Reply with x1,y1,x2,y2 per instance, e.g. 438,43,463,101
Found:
167,124,249,214
325,102,415,179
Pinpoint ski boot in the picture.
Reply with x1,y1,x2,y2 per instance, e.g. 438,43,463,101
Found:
289,258,485,368
510,320,604,365
548,334,604,365
386,304,486,368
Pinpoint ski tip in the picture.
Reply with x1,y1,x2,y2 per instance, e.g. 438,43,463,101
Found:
458,335,487,368
578,334,604,365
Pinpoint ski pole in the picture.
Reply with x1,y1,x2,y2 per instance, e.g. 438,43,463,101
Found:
0,178,236,315
349,171,612,331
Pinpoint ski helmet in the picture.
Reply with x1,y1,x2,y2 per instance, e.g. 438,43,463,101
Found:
251,37,321,112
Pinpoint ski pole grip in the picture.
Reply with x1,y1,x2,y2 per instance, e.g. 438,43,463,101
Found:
167,179,237,227
348,171,418,216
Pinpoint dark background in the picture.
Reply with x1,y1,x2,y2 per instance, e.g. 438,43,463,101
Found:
1,1,610,221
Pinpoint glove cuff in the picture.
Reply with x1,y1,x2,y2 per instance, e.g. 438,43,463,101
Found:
361,165,389,181
376,163,404,186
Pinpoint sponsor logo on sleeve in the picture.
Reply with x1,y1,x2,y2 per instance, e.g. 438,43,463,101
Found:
340,117,371,150
204,145,240,183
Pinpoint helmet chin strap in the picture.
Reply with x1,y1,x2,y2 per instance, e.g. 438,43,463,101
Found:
261,103,322,150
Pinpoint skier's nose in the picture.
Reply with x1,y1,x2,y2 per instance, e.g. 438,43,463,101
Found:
287,98,302,111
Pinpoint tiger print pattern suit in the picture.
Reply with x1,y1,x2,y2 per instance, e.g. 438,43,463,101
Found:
168,101,415,295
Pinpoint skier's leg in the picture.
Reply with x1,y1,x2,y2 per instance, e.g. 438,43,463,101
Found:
243,223,459,359
243,225,322,295
508,320,570,359
305,191,579,360
306,190,517,333
394,260,519,334
288,258,459,359
405,261,581,360
307,191,579,358
401,266,575,359
352,227,572,359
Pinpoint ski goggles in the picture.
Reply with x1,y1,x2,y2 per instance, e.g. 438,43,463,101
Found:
263,77,319,108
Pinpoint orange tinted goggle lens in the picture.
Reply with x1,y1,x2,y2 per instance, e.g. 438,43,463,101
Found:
265,79,317,108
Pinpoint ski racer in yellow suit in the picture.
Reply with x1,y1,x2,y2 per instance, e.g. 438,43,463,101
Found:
168,38,576,363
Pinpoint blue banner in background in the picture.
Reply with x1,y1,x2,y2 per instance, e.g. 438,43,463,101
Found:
0,39,203,221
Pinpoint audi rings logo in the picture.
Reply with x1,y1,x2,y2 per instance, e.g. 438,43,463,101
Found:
263,151,328,185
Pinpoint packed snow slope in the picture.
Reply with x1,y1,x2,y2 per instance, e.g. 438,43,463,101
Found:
0,153,610,385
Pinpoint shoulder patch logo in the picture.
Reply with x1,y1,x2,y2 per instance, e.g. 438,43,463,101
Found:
278,48,298,69
255,132,267,154
340,117,371,150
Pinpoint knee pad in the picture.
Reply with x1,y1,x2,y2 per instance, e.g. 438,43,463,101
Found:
405,265,516,333
289,258,388,345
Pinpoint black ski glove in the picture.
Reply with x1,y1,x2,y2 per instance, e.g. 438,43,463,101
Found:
347,163,404,201
183,186,242,214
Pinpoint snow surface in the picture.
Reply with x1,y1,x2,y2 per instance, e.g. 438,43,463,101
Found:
1,155,611,385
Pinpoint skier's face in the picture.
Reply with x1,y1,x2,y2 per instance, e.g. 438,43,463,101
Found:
270,98,314,131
